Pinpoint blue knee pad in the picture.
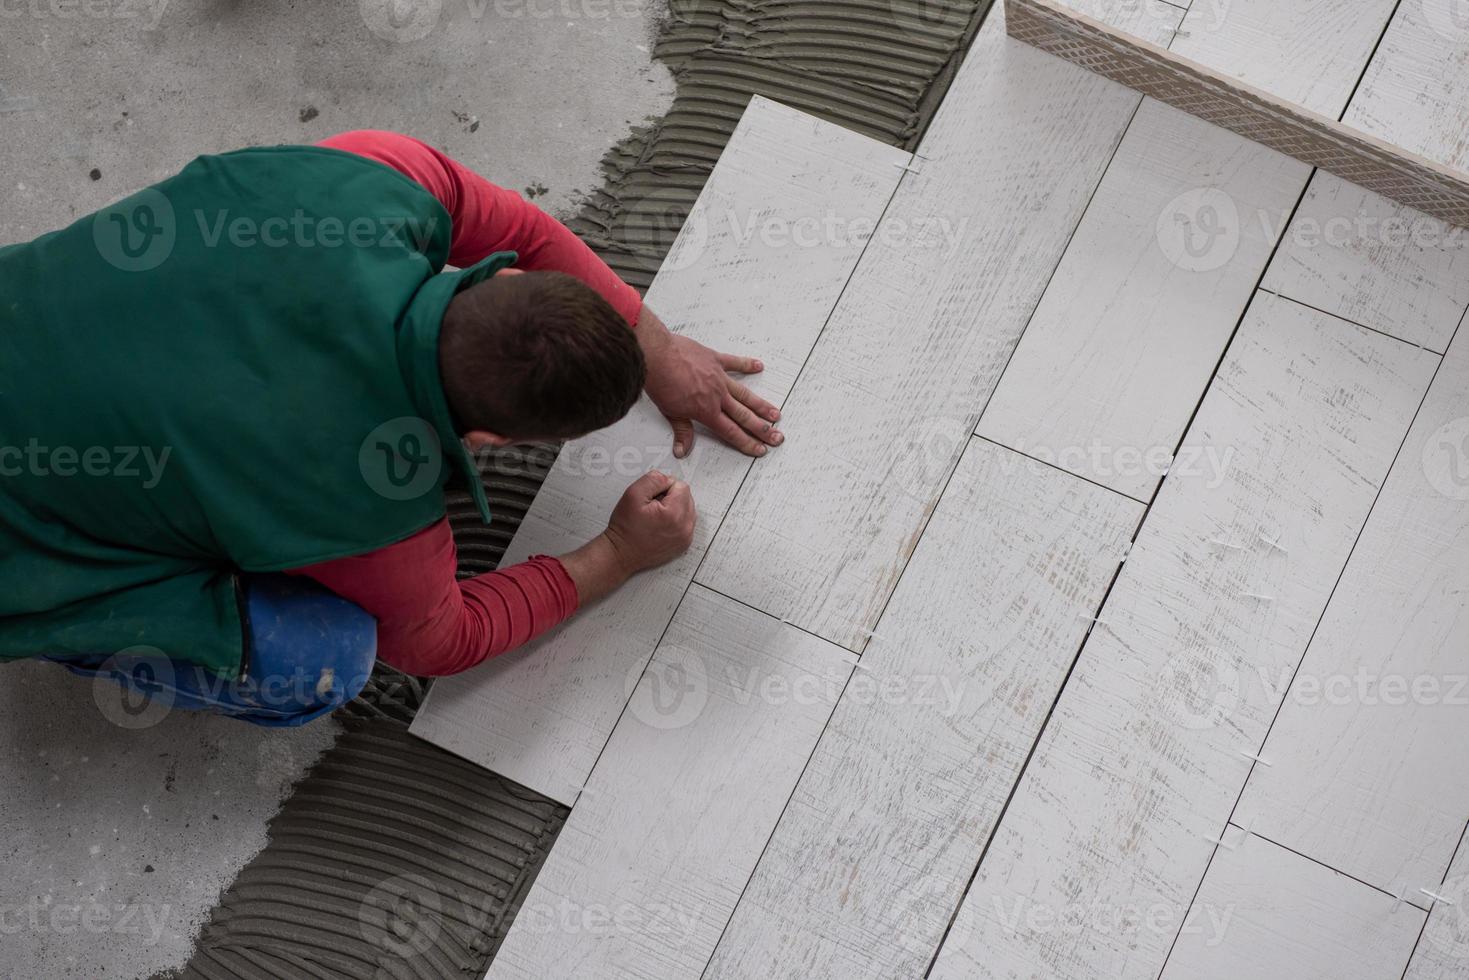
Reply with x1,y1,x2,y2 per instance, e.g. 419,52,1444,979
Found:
47,575,377,727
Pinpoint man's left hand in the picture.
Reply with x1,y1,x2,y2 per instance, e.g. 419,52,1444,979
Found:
638,308,783,459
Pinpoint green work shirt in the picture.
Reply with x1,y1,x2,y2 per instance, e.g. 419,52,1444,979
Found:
0,146,509,676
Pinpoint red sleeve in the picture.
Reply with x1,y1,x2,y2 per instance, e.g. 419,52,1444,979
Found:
286,519,579,677
318,129,643,327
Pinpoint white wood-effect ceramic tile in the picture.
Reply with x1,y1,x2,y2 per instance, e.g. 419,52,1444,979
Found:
705,439,1141,980
411,96,908,804
931,293,1436,980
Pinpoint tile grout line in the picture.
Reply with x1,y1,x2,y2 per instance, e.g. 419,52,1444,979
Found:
1260,287,1448,354
866,93,1151,664
973,433,1149,504
686,160,920,979
707,70,1157,979
1152,5,1445,972
1396,818,1469,980
563,156,913,807
695,667,859,980
1238,825,1433,910
1153,299,1458,980
680,160,915,657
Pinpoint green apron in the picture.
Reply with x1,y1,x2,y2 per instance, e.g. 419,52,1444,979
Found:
0,146,510,676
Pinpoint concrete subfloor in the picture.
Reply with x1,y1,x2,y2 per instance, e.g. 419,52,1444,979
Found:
0,0,674,240
0,2,673,977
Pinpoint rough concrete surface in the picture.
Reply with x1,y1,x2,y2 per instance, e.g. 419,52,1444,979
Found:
0,0,676,244
0,660,341,980
0,3,671,977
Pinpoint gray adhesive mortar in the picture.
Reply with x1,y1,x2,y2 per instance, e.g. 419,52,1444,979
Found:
172,1,996,975
168,720,565,980
576,0,996,290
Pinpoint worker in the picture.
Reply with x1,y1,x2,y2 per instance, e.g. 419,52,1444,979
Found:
0,130,783,726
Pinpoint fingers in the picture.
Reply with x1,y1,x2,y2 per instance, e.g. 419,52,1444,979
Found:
659,479,696,520
664,480,697,539
712,409,768,457
669,417,696,459
722,393,783,449
717,351,764,375
726,378,782,428
629,468,676,501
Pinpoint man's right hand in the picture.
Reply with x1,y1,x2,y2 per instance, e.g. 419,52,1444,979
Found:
557,470,697,606
604,470,696,574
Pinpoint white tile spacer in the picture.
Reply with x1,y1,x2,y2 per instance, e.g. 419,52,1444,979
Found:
1077,612,1111,630
1258,532,1289,554
1119,543,1133,564
1421,888,1457,906
1204,830,1242,851
1207,537,1245,551
892,154,927,175
1239,591,1276,602
1239,749,1273,767
850,658,873,672
1392,885,1409,911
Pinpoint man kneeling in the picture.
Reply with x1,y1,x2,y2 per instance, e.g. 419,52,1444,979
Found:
0,131,783,725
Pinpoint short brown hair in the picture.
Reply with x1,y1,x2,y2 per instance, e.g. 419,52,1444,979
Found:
439,271,645,440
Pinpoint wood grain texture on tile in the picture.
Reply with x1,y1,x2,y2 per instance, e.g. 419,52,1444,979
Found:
1159,830,1425,980
978,98,1309,501
705,439,1141,980
931,293,1436,980
411,96,908,804
1265,1,1469,353
1234,328,1469,901
1005,0,1469,227
696,0,1146,650
485,586,853,980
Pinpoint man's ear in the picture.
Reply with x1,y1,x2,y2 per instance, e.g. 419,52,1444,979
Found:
463,430,516,451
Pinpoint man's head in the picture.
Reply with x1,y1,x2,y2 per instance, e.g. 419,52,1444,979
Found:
440,269,645,449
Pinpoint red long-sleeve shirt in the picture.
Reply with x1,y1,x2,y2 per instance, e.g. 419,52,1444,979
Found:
286,130,643,677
